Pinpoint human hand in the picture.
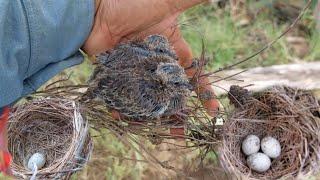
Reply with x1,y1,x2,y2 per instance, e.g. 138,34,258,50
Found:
83,0,219,118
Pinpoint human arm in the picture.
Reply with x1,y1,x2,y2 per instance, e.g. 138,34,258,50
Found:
0,0,94,108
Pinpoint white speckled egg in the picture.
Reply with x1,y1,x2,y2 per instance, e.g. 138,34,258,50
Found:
27,153,46,171
242,135,260,156
261,136,281,159
247,152,271,173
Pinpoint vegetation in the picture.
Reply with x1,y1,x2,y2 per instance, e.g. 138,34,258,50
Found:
2,1,319,179
76,2,320,179
180,1,320,69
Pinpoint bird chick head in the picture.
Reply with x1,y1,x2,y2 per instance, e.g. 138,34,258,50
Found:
145,35,178,60
156,62,192,90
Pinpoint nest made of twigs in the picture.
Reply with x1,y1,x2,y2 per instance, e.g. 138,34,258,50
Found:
221,86,320,179
8,97,93,179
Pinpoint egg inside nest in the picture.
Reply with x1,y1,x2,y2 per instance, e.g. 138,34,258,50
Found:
222,85,320,179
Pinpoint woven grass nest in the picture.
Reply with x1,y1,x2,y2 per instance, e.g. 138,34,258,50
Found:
8,97,93,179
221,85,320,179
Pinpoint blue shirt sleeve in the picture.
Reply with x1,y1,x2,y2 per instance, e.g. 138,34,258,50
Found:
0,0,94,107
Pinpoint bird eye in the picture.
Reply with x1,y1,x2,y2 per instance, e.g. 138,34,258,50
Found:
155,47,168,54
150,68,156,73
161,65,175,73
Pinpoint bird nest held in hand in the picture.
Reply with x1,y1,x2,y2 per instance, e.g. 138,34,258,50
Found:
220,85,320,179
8,97,93,179
78,34,221,143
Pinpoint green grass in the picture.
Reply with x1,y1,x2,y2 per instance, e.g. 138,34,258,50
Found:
74,130,146,180
306,31,320,60
180,3,319,70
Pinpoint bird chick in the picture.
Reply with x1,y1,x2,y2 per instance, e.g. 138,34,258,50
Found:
84,35,191,119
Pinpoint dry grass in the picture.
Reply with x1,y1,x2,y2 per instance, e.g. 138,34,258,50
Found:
8,97,92,179
220,86,320,179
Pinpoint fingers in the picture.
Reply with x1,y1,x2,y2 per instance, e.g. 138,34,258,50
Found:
101,0,206,36
83,0,207,55
194,77,220,117
166,0,208,13
111,109,122,120
124,13,190,60
165,28,193,68
168,27,220,117
122,13,180,41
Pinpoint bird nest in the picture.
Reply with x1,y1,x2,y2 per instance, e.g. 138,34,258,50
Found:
8,97,93,179
220,85,320,179
70,34,222,144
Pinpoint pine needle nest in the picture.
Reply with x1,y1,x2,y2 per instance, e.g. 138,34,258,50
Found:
220,85,320,179
8,97,93,179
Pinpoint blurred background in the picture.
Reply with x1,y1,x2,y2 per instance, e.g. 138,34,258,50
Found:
23,0,319,179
